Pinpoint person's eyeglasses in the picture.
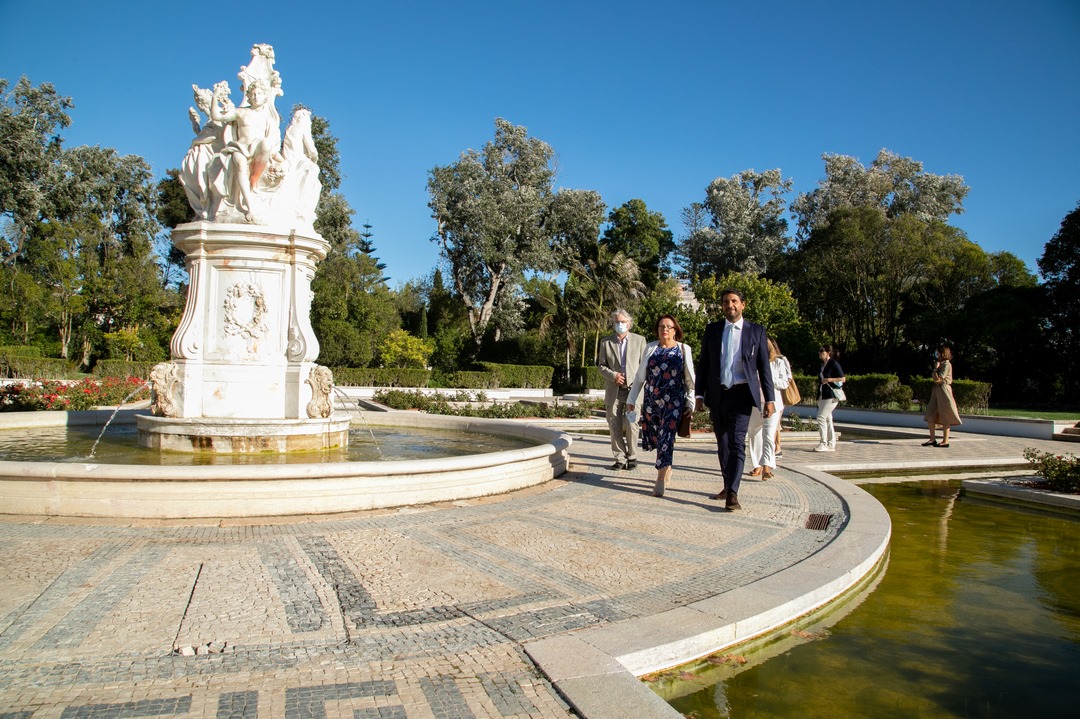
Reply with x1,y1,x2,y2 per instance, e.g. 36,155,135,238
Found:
658,324,675,330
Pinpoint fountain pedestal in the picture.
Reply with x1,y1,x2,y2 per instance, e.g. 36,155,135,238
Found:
140,221,347,453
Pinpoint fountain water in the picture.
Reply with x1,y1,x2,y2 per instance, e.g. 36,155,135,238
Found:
86,382,151,459
0,44,570,518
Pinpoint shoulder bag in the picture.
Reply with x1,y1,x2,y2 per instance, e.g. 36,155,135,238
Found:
780,359,801,406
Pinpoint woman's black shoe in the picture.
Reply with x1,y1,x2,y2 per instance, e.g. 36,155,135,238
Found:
937,443,950,448
922,440,938,446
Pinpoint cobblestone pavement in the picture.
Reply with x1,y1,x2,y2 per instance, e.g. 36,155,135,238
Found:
0,426,1064,718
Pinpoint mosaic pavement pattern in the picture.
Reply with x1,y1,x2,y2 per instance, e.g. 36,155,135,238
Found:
0,434,849,718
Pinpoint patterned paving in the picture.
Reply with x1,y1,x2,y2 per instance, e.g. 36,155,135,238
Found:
2,424,1057,718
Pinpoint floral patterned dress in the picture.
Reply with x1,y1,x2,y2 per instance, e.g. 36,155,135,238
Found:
639,344,687,469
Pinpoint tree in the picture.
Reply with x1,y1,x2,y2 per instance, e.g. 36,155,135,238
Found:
427,118,604,351
791,149,969,242
989,251,1037,288
1038,201,1080,398
0,77,73,267
786,207,941,367
679,169,792,279
10,138,165,362
377,328,434,369
633,278,708,359
154,169,191,288
692,272,817,369
305,110,400,368
601,198,674,291
570,244,645,365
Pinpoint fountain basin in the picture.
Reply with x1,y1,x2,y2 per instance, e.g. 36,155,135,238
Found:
136,413,351,453
0,410,571,519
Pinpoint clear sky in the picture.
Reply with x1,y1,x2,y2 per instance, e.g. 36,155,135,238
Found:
2,0,1077,285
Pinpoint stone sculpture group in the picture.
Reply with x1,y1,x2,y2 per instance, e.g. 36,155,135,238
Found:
179,44,321,228
144,44,342,451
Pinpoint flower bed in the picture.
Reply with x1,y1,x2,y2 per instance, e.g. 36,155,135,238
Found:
0,377,149,412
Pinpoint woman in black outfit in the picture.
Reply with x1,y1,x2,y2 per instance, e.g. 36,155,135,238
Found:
814,344,845,452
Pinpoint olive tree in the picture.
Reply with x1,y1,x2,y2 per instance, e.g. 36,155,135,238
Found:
679,169,792,279
791,149,969,241
427,118,604,352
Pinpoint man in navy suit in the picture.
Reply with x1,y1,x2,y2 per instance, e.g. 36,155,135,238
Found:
694,288,775,510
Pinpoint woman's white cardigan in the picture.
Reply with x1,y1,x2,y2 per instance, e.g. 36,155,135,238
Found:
626,341,696,409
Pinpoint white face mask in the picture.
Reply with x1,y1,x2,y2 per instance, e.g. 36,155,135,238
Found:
614,322,628,335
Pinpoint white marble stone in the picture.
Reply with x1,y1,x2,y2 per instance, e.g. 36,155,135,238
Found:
178,44,321,230
156,44,334,453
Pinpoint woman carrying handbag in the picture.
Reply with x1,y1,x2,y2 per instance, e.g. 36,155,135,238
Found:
627,314,696,497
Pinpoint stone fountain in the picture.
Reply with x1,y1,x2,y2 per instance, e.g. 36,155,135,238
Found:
138,43,349,453
0,44,570,519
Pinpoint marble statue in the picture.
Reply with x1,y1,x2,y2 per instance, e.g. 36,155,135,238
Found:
179,44,321,228
180,84,229,219
149,362,181,417
142,43,343,454
305,365,334,419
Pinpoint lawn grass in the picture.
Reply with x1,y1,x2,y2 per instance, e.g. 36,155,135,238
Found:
983,408,1080,421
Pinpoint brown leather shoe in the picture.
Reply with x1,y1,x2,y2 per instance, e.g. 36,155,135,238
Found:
748,466,762,477
725,491,741,510
710,489,727,501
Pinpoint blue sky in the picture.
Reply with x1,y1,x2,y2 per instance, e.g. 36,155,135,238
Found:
2,0,1077,285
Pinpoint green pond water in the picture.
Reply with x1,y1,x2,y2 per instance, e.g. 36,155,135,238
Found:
659,481,1080,718
0,424,532,464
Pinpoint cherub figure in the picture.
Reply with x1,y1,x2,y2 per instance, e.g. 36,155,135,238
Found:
179,83,230,219
212,78,282,222
281,108,321,224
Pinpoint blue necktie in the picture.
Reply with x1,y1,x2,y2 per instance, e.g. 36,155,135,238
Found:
722,324,737,388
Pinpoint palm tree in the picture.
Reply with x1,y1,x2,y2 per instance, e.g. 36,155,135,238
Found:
570,243,645,365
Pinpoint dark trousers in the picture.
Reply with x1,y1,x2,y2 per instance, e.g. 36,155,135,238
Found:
708,384,753,494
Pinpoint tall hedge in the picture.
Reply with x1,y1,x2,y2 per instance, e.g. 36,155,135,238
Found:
476,362,554,389
0,353,80,380
842,374,914,409
910,377,992,413
448,371,497,389
93,360,156,380
791,373,912,409
553,366,605,393
330,368,431,387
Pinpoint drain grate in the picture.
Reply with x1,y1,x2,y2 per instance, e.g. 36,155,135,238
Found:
805,513,833,531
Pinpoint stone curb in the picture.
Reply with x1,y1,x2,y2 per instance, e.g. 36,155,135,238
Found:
524,462,892,719
961,478,1080,513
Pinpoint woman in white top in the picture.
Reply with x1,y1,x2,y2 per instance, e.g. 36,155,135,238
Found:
746,338,791,479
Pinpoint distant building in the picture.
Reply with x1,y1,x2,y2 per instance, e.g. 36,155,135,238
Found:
677,279,700,311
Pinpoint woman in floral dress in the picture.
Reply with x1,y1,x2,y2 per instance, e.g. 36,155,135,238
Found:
627,314,696,497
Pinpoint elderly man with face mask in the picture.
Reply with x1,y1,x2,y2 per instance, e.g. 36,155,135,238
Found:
597,309,647,470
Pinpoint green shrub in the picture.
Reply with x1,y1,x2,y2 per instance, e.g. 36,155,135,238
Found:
330,367,431,387
371,389,591,419
451,371,497,389
372,389,452,412
1023,448,1080,494
553,366,605,393
477,362,554,389
0,355,81,380
843,374,913,409
911,377,992,413
93,360,156,380
791,374,816,406
0,346,42,357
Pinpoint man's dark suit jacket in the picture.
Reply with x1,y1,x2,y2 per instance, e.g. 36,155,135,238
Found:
695,319,775,409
